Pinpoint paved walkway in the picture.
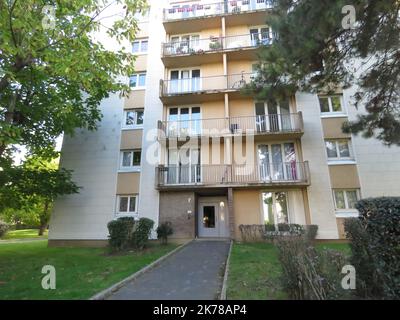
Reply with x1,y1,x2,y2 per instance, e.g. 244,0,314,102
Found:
107,240,231,300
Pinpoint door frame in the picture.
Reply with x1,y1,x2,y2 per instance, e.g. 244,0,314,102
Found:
197,196,229,238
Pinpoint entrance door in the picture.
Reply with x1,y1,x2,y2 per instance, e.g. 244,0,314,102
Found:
198,198,229,238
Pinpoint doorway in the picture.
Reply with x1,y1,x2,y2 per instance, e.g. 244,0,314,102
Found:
198,197,229,238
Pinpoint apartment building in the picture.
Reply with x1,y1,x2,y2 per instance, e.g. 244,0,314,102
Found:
49,0,400,246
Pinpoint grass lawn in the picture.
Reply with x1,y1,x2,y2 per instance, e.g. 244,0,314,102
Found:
227,242,350,300
0,240,177,300
1,229,48,240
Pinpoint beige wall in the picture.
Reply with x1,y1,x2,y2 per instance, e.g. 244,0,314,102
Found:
229,99,254,117
329,165,360,189
321,117,351,139
120,130,143,149
227,60,253,75
134,55,148,71
233,189,261,239
116,173,140,194
124,91,145,109
137,22,149,38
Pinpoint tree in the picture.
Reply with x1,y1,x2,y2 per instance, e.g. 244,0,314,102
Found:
0,156,80,235
0,0,147,163
249,0,400,145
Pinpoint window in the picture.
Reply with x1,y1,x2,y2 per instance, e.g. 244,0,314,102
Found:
325,139,353,161
120,150,141,170
129,73,146,88
132,38,148,53
124,109,144,128
117,195,138,214
318,95,344,114
333,190,359,211
262,192,289,226
250,26,272,46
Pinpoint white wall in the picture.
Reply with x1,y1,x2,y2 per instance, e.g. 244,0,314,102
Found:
296,92,339,239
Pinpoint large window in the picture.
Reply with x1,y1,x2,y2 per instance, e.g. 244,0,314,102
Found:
250,26,272,46
262,192,289,226
325,139,353,161
318,95,344,114
124,109,144,128
116,195,138,215
132,38,148,53
167,106,201,137
120,150,141,170
129,73,146,88
333,189,359,211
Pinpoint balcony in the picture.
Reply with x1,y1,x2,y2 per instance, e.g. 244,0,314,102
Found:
163,1,273,33
156,162,310,189
160,72,253,104
162,34,271,68
157,113,304,141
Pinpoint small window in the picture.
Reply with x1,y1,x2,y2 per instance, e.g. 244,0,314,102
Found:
318,95,344,114
120,150,141,169
117,195,138,214
333,190,359,211
132,39,148,53
129,73,146,88
124,109,144,128
325,139,353,161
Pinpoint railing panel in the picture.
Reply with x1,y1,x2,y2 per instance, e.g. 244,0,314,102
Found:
157,162,309,187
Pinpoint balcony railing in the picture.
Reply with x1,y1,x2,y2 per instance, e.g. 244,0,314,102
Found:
163,0,273,21
158,113,304,139
156,162,310,187
162,33,272,57
160,72,253,96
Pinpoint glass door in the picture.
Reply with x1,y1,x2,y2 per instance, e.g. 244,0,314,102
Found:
170,70,179,94
262,192,289,226
267,101,279,131
255,102,266,132
181,70,190,93
280,99,292,131
167,149,178,184
271,144,284,180
191,69,200,92
258,145,270,181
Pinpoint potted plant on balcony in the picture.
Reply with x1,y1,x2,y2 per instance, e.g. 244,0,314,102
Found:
209,36,222,50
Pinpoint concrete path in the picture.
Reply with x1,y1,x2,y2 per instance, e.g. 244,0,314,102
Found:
107,240,231,300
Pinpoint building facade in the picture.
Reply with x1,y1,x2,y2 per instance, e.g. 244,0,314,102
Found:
49,0,400,246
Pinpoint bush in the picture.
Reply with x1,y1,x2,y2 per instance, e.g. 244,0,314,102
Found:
345,197,400,299
239,224,318,242
304,224,318,242
238,224,265,242
0,220,9,238
276,236,348,300
107,217,135,251
157,221,173,245
130,218,154,250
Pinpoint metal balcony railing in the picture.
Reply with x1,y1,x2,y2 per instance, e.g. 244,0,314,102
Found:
156,162,310,187
162,33,272,57
160,72,254,96
163,0,273,21
157,113,304,138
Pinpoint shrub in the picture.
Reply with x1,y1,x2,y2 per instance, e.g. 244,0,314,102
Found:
157,221,173,245
238,224,265,242
107,217,135,251
131,218,154,250
304,224,319,242
0,220,9,238
276,236,348,300
345,197,400,299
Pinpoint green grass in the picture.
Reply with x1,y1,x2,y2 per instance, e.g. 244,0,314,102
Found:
227,242,350,300
1,229,48,240
0,241,177,300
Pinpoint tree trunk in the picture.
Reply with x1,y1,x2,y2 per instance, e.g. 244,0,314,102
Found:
38,201,50,236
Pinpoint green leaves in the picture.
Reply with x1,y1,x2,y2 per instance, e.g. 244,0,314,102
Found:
253,0,400,145
0,0,147,160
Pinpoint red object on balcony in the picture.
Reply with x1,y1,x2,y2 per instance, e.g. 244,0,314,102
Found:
290,161,298,180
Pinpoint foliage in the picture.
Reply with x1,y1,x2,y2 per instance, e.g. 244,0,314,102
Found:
276,237,349,300
249,0,400,145
345,197,400,299
0,0,148,163
156,221,174,245
0,155,79,235
131,218,154,249
107,217,154,251
239,224,318,242
0,220,9,238
0,207,40,228
107,217,135,251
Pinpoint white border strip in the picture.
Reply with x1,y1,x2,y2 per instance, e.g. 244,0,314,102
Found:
89,240,192,300
219,240,233,300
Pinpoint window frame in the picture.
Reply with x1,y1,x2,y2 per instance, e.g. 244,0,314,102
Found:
318,95,345,115
120,149,141,171
333,189,360,214
123,109,144,129
116,194,138,215
132,38,148,54
261,191,291,227
325,139,354,163
129,72,146,89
